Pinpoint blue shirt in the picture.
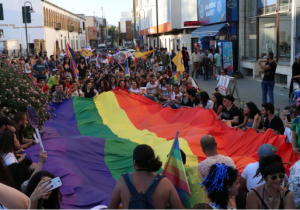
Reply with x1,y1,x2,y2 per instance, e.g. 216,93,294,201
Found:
48,60,58,72
33,62,48,78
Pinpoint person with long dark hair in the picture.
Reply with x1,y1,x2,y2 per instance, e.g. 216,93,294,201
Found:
236,102,262,131
0,155,30,209
247,155,295,209
201,163,240,209
25,171,63,209
212,92,223,116
108,145,183,209
109,76,118,91
97,79,109,94
199,91,214,109
62,57,71,75
78,57,88,79
0,131,25,165
114,80,128,92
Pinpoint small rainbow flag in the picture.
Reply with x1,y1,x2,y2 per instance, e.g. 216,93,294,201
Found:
125,60,130,78
136,45,140,52
162,131,191,208
66,43,78,77
170,72,180,85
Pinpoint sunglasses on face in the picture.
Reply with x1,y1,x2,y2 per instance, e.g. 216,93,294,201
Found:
270,174,285,180
220,71,225,74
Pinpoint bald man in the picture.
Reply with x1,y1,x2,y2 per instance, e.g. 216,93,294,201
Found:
197,135,236,177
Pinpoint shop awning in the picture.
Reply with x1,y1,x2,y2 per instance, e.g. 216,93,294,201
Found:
191,23,227,38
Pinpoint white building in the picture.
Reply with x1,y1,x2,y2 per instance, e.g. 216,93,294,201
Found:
0,0,86,58
135,0,198,55
120,12,132,33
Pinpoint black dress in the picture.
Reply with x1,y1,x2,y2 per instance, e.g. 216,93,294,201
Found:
83,88,95,98
78,64,88,78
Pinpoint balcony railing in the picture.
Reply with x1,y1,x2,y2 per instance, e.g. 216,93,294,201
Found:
54,22,61,30
68,25,74,32
78,28,82,33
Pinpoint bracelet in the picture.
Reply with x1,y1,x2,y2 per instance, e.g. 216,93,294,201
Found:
39,161,45,163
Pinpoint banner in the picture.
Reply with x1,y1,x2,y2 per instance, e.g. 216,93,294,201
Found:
217,76,230,95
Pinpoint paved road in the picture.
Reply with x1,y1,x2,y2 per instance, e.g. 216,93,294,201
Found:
176,71,291,117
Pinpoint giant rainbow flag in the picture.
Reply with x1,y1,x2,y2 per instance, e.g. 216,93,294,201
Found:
26,92,298,209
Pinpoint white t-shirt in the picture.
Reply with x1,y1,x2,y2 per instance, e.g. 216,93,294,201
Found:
146,82,159,94
3,153,18,166
241,162,265,192
200,100,214,109
70,89,83,98
172,92,183,108
102,59,109,65
129,88,142,94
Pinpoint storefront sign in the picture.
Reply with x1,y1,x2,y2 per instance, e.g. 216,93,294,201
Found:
197,0,238,25
184,21,201,27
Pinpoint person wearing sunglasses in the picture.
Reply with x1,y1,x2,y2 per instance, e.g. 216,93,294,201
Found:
247,154,295,209
213,66,227,80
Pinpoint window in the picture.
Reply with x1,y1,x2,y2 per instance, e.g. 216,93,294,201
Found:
0,4,4,20
259,16,277,59
279,0,291,11
83,22,85,31
22,6,31,23
257,0,276,15
90,32,93,36
246,0,256,17
279,12,291,63
245,18,257,59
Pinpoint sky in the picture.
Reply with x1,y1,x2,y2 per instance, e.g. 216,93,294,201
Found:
48,0,133,26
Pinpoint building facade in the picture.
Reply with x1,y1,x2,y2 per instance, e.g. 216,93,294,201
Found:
119,12,133,48
239,0,294,88
81,16,107,48
0,0,86,58
134,0,200,55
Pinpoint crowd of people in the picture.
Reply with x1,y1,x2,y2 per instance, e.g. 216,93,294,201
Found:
0,45,300,209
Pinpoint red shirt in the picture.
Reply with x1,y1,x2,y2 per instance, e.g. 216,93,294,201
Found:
43,85,49,92
114,86,128,92
167,69,172,78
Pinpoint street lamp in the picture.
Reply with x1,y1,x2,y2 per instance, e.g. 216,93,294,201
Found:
24,1,34,59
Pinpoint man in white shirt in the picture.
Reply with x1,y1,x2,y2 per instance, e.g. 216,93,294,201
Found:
239,144,278,193
146,75,159,102
207,49,214,79
191,48,202,79
197,135,236,177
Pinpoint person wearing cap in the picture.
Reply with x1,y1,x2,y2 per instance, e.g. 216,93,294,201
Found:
239,144,278,193
47,69,60,91
0,117,16,134
217,95,242,127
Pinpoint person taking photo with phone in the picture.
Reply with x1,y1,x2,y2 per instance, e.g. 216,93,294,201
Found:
25,171,63,209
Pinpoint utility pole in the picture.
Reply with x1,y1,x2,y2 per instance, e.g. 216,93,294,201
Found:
133,0,137,41
156,0,159,49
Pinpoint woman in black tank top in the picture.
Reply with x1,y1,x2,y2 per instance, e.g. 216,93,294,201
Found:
247,155,295,209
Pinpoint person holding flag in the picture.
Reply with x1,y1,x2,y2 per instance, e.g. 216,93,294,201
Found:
108,144,183,209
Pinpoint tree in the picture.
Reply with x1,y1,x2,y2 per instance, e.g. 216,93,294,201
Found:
108,25,119,47
0,58,53,137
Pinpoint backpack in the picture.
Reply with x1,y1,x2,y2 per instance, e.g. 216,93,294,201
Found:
122,173,165,209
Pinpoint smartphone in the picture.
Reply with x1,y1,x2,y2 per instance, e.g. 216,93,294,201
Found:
41,177,63,193
287,113,291,122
